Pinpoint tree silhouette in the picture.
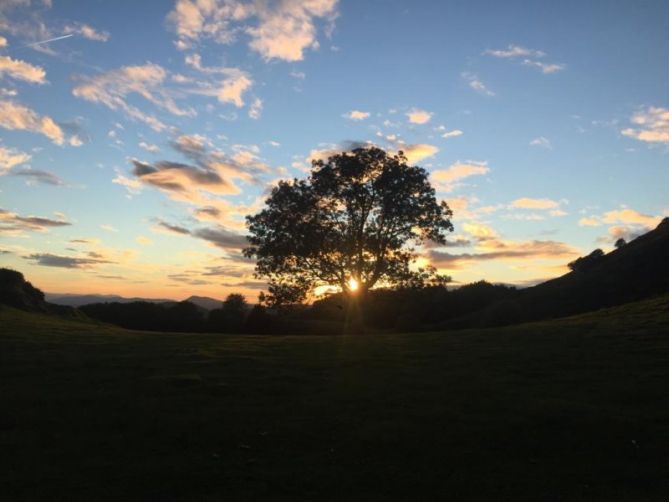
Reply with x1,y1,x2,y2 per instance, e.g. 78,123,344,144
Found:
568,248,605,273
208,293,248,332
244,147,453,305
614,238,627,249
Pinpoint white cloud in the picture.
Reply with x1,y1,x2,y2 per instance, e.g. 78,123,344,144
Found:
139,142,160,153
484,45,545,59
406,108,432,124
64,23,110,42
484,45,565,75
343,110,370,121
248,97,263,119
529,136,552,149
462,72,495,96
168,0,339,62
621,106,669,144
0,55,47,84
68,135,83,147
442,129,463,139
184,54,254,108
72,63,184,131
522,59,565,74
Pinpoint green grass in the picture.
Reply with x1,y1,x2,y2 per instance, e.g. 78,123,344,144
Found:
2,296,669,501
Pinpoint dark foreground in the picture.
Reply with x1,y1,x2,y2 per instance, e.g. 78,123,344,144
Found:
2,296,669,501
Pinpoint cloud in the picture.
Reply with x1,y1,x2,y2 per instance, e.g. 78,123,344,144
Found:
430,238,577,269
621,106,669,144
579,208,662,228
431,161,489,192
64,23,110,42
131,159,236,195
221,279,266,289
578,217,600,227
8,167,65,185
0,207,70,233
442,129,463,140
248,97,262,119
139,141,160,153
0,99,66,144
0,55,47,84
192,226,248,249
529,136,552,149
484,45,564,74
462,72,495,96
580,207,664,245
521,59,565,74
406,108,432,124
112,172,143,194
343,110,370,121
462,222,497,240
192,71,253,107
155,220,191,235
129,133,264,204
401,143,439,163
511,197,559,210
484,45,546,59
136,236,153,246
0,144,31,174
154,219,247,250
183,54,258,110
194,206,222,221
168,0,339,62
72,63,192,132
25,252,112,268
100,224,118,232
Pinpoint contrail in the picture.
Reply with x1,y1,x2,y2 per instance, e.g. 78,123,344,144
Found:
22,34,74,48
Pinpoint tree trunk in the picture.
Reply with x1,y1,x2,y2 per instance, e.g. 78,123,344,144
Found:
343,290,367,334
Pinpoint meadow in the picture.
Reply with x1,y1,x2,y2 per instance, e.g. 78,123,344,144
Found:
2,296,669,501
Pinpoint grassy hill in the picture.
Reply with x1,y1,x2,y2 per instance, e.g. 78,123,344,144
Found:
2,296,669,501
446,217,669,328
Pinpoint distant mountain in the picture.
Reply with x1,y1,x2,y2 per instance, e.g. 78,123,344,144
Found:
184,295,223,310
450,217,669,328
46,293,175,307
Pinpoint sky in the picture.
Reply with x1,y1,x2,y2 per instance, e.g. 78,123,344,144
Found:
0,0,668,301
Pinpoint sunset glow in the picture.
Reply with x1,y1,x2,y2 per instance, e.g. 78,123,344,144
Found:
0,1,667,301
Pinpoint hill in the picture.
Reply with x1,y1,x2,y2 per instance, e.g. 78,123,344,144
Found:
45,293,223,310
184,295,224,310
46,293,175,307
1,295,668,501
447,217,669,328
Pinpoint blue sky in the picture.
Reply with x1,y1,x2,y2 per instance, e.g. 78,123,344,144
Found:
0,0,667,299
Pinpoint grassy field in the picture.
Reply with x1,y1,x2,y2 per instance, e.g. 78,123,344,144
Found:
2,296,669,501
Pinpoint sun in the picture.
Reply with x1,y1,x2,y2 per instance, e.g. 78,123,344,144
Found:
348,278,359,291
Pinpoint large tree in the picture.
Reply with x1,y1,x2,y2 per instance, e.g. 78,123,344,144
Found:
244,147,453,305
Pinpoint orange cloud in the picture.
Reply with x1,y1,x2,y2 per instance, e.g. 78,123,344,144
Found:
511,197,559,210
431,161,489,192
0,100,65,144
621,106,669,143
0,55,46,84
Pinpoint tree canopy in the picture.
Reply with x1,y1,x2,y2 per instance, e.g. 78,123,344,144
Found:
244,147,453,306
